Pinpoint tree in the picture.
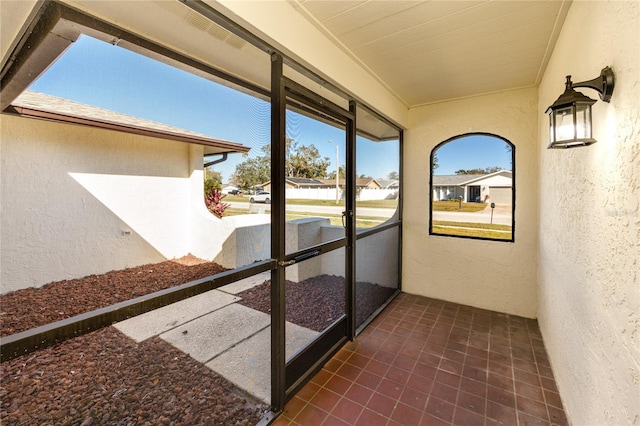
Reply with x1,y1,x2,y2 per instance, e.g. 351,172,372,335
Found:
205,168,222,184
204,178,219,195
505,143,513,168
204,169,222,195
234,152,270,190
328,165,346,180
432,153,439,171
454,166,503,175
286,139,330,178
387,171,399,180
234,138,330,189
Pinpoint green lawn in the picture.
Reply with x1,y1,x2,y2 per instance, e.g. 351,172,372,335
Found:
225,195,483,212
432,201,487,212
223,198,508,236
224,195,397,209
224,207,387,228
432,220,512,240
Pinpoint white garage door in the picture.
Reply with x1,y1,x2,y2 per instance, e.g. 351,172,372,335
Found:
489,187,512,205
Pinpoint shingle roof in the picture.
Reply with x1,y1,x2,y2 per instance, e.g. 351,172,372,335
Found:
433,171,512,186
376,179,399,188
9,91,250,153
432,174,485,186
285,177,325,185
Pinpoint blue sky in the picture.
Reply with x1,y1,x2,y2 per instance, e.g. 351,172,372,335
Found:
29,35,510,180
434,135,512,175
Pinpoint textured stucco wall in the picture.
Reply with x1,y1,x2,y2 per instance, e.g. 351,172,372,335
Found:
537,2,640,424
404,88,539,318
0,114,196,292
0,116,277,293
186,145,271,268
355,227,399,289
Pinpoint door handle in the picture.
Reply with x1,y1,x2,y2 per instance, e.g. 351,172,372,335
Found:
342,210,352,228
277,250,320,267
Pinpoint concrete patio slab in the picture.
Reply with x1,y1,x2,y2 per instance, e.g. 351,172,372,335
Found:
218,271,270,295
113,289,239,342
159,303,270,363
114,283,319,406
206,322,320,404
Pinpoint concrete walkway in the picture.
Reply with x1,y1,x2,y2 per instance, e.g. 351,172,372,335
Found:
432,204,513,225
114,272,318,404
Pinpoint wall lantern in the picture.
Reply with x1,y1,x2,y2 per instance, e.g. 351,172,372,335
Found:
546,66,615,149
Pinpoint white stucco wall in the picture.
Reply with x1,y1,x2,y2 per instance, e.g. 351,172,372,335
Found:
472,174,512,188
404,88,539,318
537,2,640,424
355,227,399,289
0,115,277,293
0,115,192,292
186,145,271,268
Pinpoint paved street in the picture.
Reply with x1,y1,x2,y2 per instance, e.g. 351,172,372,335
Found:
433,206,512,225
227,202,396,219
227,202,511,225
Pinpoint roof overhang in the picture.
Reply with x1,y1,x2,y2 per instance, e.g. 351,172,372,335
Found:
8,91,250,154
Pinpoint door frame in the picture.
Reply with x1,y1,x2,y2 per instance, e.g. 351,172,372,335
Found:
270,54,358,409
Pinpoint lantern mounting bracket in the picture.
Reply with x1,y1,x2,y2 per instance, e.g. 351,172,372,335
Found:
572,66,615,102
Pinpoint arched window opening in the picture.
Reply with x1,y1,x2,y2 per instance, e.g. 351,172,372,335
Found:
430,133,514,242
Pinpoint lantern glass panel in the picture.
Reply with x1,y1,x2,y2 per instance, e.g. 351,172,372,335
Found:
575,103,592,139
553,106,575,142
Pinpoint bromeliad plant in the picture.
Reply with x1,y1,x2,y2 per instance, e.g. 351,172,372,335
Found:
205,188,229,219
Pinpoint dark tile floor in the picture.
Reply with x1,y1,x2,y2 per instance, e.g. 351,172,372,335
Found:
274,293,568,425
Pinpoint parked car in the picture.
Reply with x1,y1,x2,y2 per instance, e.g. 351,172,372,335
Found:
250,191,271,204
228,189,242,195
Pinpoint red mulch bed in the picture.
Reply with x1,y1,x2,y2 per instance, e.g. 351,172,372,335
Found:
237,275,396,332
0,255,226,336
0,327,267,425
0,256,271,425
0,255,396,425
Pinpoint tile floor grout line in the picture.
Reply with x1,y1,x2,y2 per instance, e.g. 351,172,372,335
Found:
508,314,523,426
484,311,496,426
529,319,553,424
278,295,567,426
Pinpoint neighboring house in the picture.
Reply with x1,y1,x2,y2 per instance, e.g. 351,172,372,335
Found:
318,178,383,190
262,177,324,192
221,184,241,194
262,177,389,201
376,179,399,190
433,170,512,204
262,177,383,192
355,178,383,190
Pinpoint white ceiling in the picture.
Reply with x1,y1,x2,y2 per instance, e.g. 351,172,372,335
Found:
1,0,570,115
293,0,570,107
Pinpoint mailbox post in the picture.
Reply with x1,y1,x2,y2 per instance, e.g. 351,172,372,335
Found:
490,202,496,224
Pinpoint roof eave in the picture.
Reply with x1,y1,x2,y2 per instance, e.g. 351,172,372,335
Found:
6,105,250,153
